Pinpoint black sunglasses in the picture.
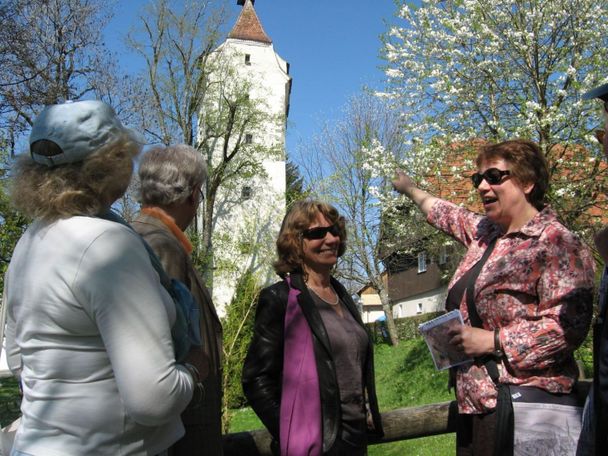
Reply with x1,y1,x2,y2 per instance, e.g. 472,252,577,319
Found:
471,168,511,188
302,224,340,240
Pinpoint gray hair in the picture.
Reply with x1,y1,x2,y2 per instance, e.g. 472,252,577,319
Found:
138,145,206,206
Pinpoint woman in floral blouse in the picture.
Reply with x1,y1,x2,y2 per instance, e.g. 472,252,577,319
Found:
392,139,595,455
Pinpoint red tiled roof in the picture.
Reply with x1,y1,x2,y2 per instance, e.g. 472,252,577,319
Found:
424,139,486,212
229,0,272,44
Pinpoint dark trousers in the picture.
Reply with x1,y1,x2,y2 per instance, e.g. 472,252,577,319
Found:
456,410,498,456
324,438,366,456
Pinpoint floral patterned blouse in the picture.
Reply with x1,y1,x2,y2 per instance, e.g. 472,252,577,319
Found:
428,199,595,414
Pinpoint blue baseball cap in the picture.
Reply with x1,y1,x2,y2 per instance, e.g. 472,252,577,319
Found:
29,100,144,167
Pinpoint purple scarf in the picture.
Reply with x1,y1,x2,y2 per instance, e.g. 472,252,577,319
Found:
279,276,322,456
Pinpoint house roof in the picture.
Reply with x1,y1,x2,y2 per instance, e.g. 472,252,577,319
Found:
355,272,388,296
229,0,272,45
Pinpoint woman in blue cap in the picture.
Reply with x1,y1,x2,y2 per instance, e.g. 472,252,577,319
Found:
4,100,197,456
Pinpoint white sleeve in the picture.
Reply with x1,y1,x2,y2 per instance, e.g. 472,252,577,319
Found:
72,226,193,426
3,270,22,376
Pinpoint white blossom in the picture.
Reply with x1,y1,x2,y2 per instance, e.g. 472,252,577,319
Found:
368,0,608,241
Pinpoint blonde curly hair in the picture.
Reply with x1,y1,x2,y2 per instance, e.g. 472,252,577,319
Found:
10,134,140,221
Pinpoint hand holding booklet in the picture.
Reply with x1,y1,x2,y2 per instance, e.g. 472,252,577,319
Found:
418,309,473,370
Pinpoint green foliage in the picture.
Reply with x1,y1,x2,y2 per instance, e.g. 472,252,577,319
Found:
187,228,213,280
0,377,21,427
368,312,445,344
0,147,29,291
286,158,308,206
221,269,261,429
575,330,594,379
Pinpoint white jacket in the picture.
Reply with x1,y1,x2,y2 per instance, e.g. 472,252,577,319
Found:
5,216,193,456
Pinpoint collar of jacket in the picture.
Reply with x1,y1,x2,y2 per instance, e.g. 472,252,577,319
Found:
140,206,193,254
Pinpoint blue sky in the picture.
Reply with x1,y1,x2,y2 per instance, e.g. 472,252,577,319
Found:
108,0,399,155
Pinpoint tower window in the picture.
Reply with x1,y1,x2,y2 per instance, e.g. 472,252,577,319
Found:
245,54,251,65
245,134,253,144
241,186,252,200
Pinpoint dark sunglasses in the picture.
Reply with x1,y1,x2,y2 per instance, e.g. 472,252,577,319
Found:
302,224,340,240
471,168,511,188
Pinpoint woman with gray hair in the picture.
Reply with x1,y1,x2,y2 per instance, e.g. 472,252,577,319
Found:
133,145,224,456
4,101,196,456
138,144,207,209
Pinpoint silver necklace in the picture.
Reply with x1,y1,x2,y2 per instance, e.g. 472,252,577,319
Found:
308,285,339,306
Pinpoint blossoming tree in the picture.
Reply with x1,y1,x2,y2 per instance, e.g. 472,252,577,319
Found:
371,0,608,249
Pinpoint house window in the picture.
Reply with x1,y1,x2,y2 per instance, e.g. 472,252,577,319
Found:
416,303,423,314
241,186,252,200
245,133,253,144
245,54,251,65
438,246,448,265
418,251,427,273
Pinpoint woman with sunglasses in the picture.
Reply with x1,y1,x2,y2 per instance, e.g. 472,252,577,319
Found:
393,139,594,455
242,200,383,455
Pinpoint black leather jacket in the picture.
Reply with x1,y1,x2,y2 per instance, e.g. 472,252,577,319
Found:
242,273,383,453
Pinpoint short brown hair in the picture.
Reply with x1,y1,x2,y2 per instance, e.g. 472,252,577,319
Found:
476,139,549,211
274,199,347,277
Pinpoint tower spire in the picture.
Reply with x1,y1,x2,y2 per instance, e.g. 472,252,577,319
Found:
230,0,270,44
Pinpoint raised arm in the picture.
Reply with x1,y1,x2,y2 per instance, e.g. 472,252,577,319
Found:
392,170,439,216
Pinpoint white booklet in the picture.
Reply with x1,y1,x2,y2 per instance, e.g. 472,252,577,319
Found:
418,309,473,371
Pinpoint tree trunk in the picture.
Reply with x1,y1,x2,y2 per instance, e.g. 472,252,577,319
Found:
378,287,399,346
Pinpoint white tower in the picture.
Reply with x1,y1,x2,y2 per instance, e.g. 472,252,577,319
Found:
199,0,291,315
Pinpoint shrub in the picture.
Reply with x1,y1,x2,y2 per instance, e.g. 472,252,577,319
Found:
221,270,261,430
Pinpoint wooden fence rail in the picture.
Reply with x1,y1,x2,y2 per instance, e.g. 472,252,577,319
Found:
222,400,459,456
222,380,591,456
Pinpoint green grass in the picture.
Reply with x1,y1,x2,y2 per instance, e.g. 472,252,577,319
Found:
0,377,21,427
369,339,455,455
228,338,456,455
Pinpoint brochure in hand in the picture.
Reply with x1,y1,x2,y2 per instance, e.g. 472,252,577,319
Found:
418,309,473,371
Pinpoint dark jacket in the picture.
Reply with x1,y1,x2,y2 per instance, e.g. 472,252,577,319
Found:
132,213,224,456
242,273,383,453
596,267,608,454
